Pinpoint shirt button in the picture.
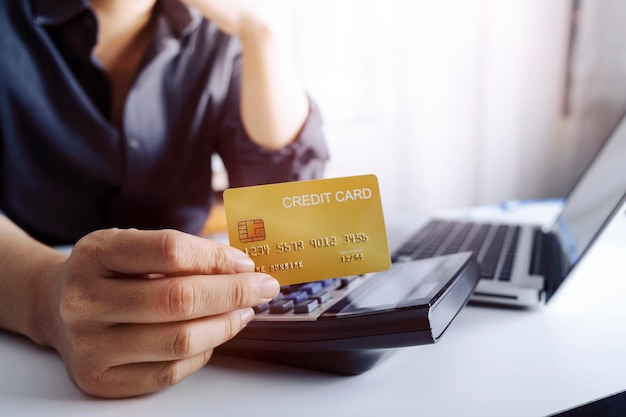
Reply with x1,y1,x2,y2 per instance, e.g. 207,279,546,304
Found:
128,138,140,150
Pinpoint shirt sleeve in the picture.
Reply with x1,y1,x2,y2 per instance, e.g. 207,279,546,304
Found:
214,43,330,188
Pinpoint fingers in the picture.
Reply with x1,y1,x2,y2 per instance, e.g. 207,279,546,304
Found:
66,271,278,324
78,351,214,399
75,228,255,276
58,228,277,398
91,308,254,365
70,309,254,398
179,0,260,36
64,228,278,324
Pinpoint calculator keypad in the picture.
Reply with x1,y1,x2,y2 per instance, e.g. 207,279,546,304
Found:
252,276,365,322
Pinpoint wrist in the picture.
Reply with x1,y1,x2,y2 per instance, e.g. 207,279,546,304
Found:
26,251,67,349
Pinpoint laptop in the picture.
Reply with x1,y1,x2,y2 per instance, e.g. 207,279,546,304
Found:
391,111,626,307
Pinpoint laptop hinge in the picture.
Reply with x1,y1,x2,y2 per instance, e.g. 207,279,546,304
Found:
529,227,544,277
533,231,566,302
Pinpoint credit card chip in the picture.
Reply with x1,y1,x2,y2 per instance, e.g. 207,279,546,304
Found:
238,219,266,243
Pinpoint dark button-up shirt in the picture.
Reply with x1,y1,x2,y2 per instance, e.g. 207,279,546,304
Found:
0,0,329,245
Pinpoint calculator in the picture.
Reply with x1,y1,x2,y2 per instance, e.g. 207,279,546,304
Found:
217,251,479,374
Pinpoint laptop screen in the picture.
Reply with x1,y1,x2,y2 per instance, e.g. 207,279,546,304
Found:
553,112,626,268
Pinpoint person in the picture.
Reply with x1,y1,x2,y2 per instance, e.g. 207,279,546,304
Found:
0,0,329,398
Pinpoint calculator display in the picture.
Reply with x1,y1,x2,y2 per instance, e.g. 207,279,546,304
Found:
326,257,448,317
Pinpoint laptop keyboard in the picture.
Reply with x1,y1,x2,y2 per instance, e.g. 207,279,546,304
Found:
392,220,521,281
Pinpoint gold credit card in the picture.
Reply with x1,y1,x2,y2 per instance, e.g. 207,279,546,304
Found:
223,175,391,285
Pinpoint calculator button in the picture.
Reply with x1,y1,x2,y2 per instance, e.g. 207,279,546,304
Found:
337,277,354,290
269,293,284,304
300,282,323,295
269,299,294,314
285,291,308,304
280,285,298,294
309,291,331,304
253,303,270,314
294,299,319,314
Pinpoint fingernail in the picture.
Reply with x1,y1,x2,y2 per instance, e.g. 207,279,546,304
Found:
241,307,255,325
233,254,255,273
258,276,280,300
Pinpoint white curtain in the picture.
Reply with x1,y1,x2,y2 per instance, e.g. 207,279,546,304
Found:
561,0,626,191
261,0,625,219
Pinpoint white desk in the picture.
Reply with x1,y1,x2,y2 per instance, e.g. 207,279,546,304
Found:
2,203,626,417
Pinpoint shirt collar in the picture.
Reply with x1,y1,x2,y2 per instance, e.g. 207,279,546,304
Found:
30,0,89,25
159,0,202,39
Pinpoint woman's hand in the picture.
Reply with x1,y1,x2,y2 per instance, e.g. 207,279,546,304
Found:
180,0,271,39
48,228,278,398
180,0,310,150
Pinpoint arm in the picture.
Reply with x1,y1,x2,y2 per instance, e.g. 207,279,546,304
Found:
0,215,279,398
0,215,66,347
181,0,309,150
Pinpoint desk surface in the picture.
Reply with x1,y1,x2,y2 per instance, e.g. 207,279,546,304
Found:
2,203,626,417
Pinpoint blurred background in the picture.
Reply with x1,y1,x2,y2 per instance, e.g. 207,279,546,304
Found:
219,0,626,219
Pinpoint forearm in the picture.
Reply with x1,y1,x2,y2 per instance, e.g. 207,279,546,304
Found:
238,23,310,150
181,0,309,150
0,215,66,346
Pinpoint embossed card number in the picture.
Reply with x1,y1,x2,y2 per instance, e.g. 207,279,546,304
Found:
223,175,391,285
